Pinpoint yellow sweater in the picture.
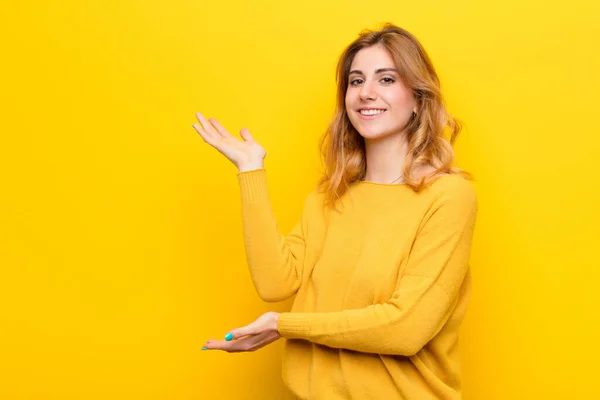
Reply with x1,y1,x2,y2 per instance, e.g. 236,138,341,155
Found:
237,168,478,400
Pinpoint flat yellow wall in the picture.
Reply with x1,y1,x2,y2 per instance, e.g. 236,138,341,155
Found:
1,1,599,398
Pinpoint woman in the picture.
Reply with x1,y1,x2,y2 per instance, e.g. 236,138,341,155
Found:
193,23,478,400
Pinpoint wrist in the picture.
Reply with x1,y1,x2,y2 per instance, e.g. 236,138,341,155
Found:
238,163,264,173
272,312,280,332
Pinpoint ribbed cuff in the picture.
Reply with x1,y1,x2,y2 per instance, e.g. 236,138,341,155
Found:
237,168,269,204
277,312,312,339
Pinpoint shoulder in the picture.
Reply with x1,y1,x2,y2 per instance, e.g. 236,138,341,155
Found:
413,166,475,200
297,189,331,229
301,188,328,215
430,173,476,196
425,174,478,213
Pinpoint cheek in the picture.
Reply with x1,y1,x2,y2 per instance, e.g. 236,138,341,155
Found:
344,90,354,109
387,90,414,109
345,96,358,119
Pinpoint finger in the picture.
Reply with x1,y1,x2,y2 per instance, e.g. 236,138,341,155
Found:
225,322,260,341
192,111,219,142
239,127,255,143
192,122,219,145
202,339,230,352
209,118,233,139
203,338,252,353
195,112,220,140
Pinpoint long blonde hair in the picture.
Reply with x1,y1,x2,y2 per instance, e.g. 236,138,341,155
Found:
317,23,470,209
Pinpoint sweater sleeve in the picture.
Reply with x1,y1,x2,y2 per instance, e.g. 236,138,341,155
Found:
277,179,478,356
237,168,310,302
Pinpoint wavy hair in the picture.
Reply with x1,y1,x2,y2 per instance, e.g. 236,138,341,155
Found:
317,23,471,209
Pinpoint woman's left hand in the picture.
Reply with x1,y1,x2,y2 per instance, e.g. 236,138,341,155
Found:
202,312,281,353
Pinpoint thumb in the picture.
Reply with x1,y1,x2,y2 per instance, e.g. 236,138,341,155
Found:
239,127,255,143
225,322,259,341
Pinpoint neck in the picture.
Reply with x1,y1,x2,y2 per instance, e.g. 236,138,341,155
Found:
362,134,409,184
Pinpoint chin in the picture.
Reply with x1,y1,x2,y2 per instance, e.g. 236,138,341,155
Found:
355,127,396,141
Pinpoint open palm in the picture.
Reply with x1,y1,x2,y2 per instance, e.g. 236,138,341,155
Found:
192,112,266,171
202,312,281,353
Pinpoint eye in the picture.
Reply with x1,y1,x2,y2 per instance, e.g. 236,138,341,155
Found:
349,78,363,86
381,77,395,84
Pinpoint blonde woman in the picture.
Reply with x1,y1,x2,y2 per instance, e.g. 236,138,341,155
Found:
193,23,478,400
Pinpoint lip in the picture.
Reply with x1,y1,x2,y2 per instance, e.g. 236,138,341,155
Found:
356,108,387,120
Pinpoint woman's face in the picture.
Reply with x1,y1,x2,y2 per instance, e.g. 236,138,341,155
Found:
345,44,417,141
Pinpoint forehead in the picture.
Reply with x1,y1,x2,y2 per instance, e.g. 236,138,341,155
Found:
350,45,395,72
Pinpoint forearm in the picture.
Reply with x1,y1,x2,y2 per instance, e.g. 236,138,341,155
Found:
238,169,304,302
277,278,455,356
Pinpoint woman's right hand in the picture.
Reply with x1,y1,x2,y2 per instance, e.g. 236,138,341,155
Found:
192,112,266,172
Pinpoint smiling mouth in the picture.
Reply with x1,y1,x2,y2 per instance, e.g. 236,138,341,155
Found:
358,109,387,116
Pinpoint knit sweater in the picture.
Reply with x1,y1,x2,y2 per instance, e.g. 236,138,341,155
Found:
237,168,478,400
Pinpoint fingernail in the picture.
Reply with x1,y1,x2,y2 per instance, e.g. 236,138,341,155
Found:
224,333,233,341
201,347,208,350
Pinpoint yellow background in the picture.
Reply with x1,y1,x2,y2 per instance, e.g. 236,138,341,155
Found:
2,0,599,398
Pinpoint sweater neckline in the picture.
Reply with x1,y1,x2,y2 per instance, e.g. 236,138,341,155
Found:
354,174,455,188
355,180,408,187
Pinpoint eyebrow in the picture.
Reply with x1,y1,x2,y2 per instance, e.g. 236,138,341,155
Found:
349,68,398,75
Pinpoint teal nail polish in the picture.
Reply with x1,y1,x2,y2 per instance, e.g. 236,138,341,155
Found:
225,333,233,341
201,347,208,350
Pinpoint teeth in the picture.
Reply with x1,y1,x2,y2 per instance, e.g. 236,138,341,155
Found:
360,109,385,116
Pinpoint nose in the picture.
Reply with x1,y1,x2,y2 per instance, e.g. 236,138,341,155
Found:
359,80,377,101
